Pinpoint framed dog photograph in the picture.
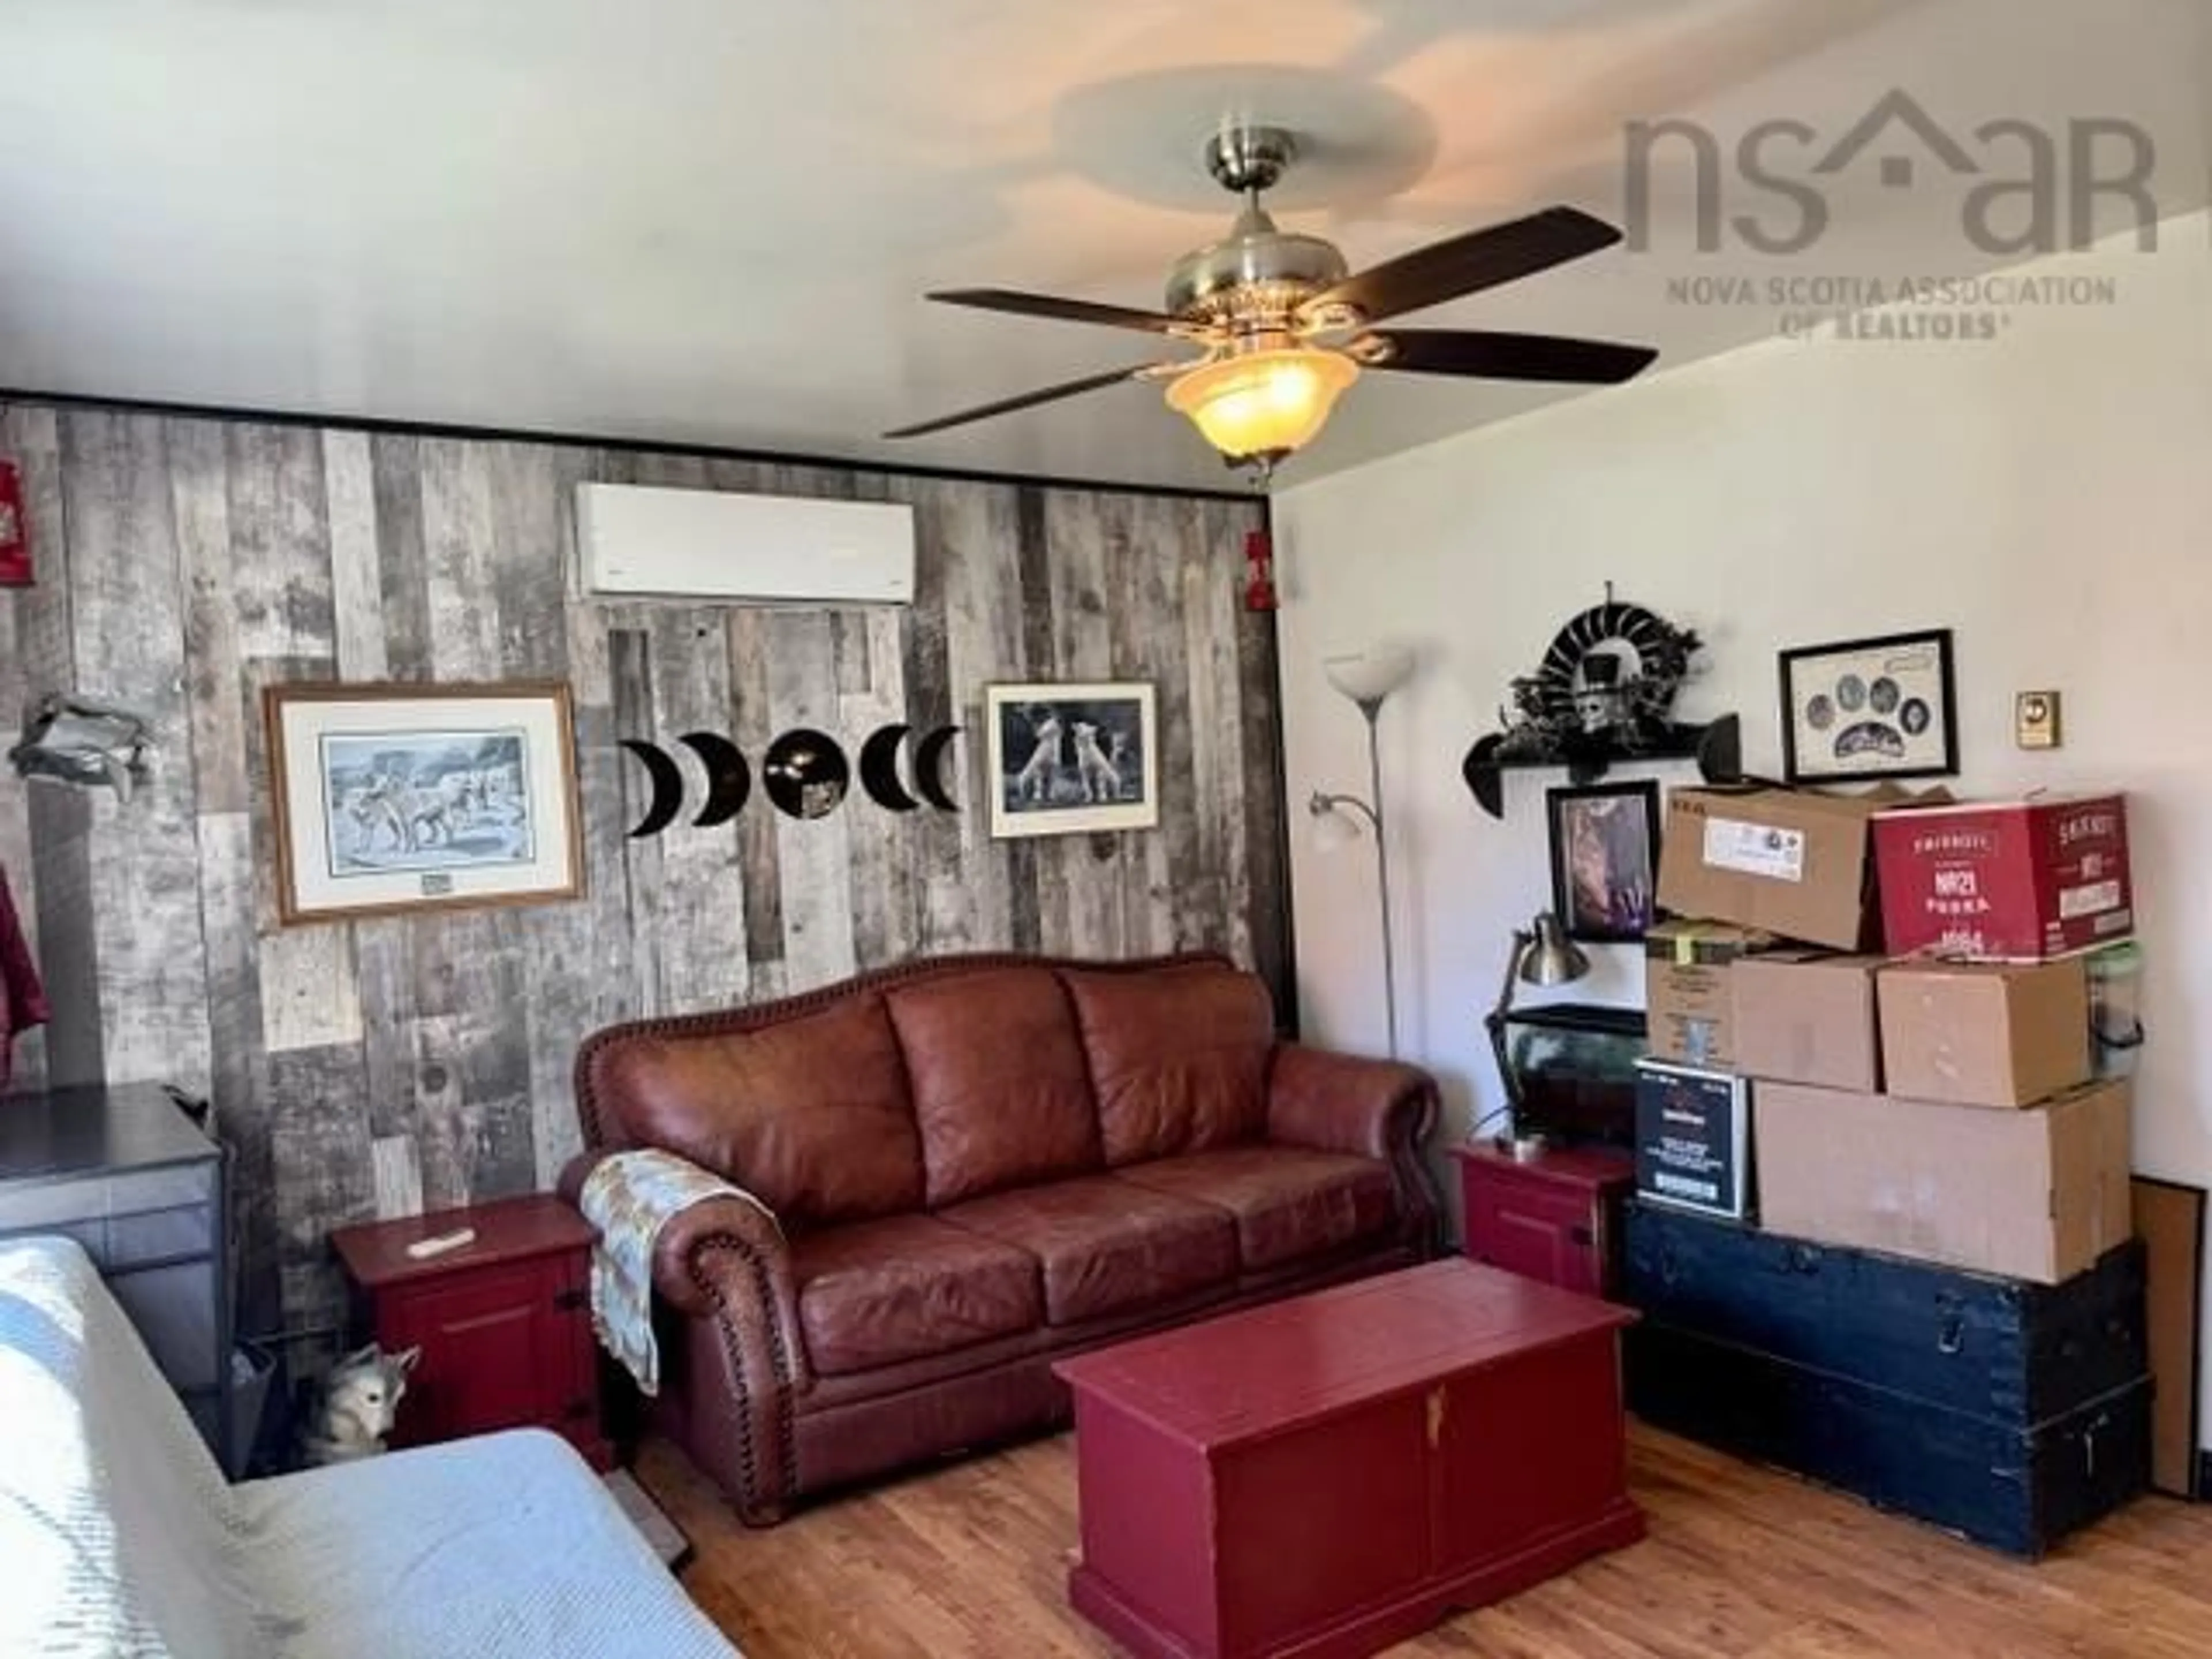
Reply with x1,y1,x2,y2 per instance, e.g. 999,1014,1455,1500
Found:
1547,780,1662,944
264,681,584,925
984,681,1158,839
1779,628,1959,784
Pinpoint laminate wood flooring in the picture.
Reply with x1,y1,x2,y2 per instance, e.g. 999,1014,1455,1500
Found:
637,1425,2212,1657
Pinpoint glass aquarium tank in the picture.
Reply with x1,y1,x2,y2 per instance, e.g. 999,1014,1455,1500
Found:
1499,1003,1648,1149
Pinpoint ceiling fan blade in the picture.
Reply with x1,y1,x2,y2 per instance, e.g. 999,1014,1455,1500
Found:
1368,329,1657,385
926,287,1179,334
883,363,1164,440
1308,207,1624,324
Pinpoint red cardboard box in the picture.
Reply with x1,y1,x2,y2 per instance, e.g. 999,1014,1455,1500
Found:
1872,794,2132,960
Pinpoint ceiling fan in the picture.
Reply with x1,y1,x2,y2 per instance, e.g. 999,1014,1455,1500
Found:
886,125,1658,476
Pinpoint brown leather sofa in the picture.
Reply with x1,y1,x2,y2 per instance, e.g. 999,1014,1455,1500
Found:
562,952,1441,1525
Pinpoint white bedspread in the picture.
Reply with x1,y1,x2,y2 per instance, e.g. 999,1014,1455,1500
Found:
242,1431,735,1659
0,1237,738,1659
0,1236,270,1658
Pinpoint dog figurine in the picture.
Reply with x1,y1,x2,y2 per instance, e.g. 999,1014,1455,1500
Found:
1071,721,1122,802
302,1342,421,1465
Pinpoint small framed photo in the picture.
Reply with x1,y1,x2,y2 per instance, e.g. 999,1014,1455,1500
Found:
984,681,1158,839
264,681,584,926
1547,780,1662,944
1779,628,1958,784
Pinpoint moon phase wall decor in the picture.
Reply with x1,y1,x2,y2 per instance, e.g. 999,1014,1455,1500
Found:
858,724,920,812
619,739,687,838
910,728,962,813
1459,592,1743,819
622,724,961,835
683,732,751,826
763,729,850,820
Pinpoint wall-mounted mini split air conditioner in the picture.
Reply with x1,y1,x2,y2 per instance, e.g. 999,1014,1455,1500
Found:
576,482,915,605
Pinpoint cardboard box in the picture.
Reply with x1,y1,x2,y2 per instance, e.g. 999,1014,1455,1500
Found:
1754,1077,2132,1284
1643,921,1771,1067
1877,957,2091,1107
1657,787,1893,952
1872,793,2133,960
1634,1060,1752,1222
1730,952,1883,1092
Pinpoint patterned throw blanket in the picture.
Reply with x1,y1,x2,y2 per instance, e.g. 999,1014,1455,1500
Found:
579,1151,781,1396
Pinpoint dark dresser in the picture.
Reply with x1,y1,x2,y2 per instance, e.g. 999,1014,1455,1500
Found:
0,1083,233,1471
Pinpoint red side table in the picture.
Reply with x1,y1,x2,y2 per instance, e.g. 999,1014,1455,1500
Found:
1450,1142,1634,1298
330,1194,611,1469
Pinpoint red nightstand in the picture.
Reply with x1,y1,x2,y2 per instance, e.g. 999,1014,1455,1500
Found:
1450,1142,1634,1298
330,1194,611,1469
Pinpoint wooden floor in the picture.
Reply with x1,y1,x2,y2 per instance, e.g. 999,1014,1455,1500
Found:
637,1427,2212,1658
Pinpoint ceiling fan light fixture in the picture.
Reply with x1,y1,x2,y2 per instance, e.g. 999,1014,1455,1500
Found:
1164,347,1358,464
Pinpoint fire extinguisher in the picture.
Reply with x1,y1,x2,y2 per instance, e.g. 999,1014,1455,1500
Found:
0,461,29,588
1243,527,1277,613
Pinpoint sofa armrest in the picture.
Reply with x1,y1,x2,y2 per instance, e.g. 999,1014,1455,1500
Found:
559,1149,810,1524
1266,1044,1436,1158
558,1150,794,1316
1266,1044,1445,1256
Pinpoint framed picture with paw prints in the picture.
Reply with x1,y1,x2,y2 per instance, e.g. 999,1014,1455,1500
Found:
1778,629,1958,785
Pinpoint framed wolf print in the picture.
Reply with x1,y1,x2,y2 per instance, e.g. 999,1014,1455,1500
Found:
985,681,1159,839
1779,628,1959,785
264,681,584,925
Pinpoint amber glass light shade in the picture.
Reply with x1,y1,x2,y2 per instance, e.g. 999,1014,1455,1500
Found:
1165,349,1359,460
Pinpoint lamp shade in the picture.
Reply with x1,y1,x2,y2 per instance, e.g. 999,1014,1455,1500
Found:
1309,800,1365,852
1165,348,1358,462
1518,911,1591,987
1323,645,1416,707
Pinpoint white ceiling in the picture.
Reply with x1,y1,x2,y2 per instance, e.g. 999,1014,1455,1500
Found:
4,0,2207,493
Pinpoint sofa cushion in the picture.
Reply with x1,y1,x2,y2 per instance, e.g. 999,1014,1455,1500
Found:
594,994,922,1226
1062,965,1275,1166
942,1175,1237,1325
1113,1146,1399,1271
886,968,1103,1206
790,1214,1044,1377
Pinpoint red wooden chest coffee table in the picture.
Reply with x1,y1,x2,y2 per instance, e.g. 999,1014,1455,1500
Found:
1052,1259,1642,1659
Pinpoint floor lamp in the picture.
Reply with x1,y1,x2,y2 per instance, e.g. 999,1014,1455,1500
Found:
1308,646,1415,1058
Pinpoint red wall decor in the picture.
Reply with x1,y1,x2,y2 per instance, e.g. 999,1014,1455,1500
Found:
0,461,29,587
1242,527,1276,613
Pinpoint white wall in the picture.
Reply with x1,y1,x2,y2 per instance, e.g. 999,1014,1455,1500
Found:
1276,214,2212,1413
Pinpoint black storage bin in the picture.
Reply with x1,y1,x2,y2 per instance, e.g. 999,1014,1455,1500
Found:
1627,1320,2151,1558
1624,1200,2147,1423
1620,1202,2152,1557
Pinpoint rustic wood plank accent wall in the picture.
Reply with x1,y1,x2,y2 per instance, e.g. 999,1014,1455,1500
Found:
0,403,1286,1338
